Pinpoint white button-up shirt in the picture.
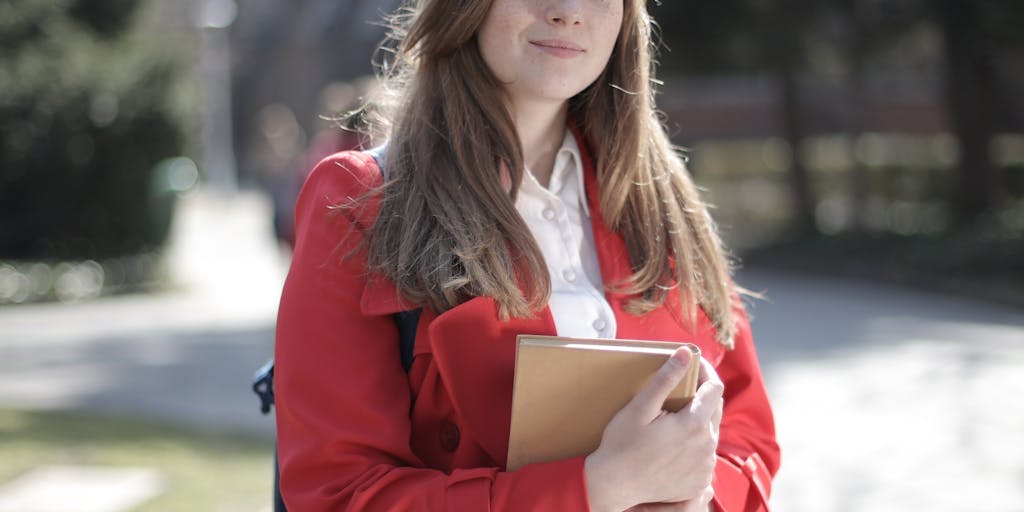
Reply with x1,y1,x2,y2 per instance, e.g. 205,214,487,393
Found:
515,130,617,339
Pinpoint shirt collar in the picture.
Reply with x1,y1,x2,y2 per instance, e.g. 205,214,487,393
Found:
521,128,590,217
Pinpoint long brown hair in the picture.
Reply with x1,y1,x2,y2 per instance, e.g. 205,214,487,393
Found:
362,0,738,347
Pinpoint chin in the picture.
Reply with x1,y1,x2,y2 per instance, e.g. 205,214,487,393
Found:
528,84,595,104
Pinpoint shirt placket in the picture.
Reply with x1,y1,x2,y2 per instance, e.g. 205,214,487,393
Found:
516,131,617,340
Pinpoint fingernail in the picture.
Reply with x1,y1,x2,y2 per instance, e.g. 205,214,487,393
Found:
667,347,691,367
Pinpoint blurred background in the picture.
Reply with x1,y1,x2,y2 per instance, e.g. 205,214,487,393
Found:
0,0,1021,510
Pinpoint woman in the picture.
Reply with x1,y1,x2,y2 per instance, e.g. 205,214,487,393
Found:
275,0,780,510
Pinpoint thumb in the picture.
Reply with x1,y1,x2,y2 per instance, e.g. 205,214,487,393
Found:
626,347,693,424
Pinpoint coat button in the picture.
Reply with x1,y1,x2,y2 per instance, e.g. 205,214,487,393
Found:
440,421,460,452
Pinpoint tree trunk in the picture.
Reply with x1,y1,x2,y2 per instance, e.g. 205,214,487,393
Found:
937,0,998,222
770,0,816,236
845,0,870,234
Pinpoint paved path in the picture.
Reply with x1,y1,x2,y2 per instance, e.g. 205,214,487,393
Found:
740,271,1024,512
1,189,1022,511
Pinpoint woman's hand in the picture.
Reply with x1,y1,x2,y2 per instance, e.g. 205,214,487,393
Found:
584,347,723,512
624,487,715,512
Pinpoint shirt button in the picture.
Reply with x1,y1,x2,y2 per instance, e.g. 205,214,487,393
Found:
593,318,607,332
542,208,555,220
440,421,460,452
562,269,577,283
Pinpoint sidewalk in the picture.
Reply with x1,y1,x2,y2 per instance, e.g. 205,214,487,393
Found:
740,270,1024,511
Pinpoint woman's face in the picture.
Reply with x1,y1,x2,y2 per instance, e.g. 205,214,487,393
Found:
477,0,624,106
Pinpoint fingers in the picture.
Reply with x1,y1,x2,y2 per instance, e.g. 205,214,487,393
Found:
700,486,716,509
690,387,723,425
627,347,694,423
705,357,724,435
627,490,713,512
627,502,690,512
678,487,715,512
710,412,722,439
689,358,724,421
696,356,722,387
679,501,702,512
710,397,723,436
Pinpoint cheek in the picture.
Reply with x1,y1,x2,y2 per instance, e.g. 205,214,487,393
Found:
591,17,623,72
601,8,624,52
588,3,623,56
477,14,517,82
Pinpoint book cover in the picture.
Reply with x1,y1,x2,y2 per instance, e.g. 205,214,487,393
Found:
506,335,700,472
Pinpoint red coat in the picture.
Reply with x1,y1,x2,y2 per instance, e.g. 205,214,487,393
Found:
275,135,780,511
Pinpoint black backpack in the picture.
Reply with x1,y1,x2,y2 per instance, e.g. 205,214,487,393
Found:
252,148,421,511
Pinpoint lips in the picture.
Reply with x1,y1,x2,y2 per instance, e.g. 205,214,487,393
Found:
529,39,585,58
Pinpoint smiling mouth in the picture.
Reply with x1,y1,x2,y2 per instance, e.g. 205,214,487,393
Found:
530,40,585,58
530,39,585,52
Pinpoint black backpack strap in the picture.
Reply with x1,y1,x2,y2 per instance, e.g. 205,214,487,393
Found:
394,309,421,372
252,360,275,415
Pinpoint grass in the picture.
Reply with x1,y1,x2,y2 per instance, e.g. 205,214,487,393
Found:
0,408,275,511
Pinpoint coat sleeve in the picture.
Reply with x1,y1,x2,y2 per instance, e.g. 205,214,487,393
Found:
710,300,781,512
274,153,593,511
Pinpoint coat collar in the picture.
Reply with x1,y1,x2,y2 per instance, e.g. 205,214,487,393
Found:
572,125,634,298
356,126,673,321
357,130,723,466
358,127,632,317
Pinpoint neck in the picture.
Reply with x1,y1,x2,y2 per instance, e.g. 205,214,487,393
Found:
510,98,569,188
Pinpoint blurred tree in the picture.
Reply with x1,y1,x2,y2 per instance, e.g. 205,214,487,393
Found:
651,0,822,235
652,0,1024,233
932,0,1023,222
842,0,1024,223
648,0,763,74
0,0,188,260
66,0,143,39
763,0,822,236
836,0,873,233
822,0,924,233
804,0,1024,228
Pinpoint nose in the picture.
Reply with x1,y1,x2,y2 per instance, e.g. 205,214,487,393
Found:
546,0,583,26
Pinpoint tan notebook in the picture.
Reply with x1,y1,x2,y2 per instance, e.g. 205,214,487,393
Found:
506,335,700,472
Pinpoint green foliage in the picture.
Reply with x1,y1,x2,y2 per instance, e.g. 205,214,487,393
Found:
0,0,187,260
66,0,143,39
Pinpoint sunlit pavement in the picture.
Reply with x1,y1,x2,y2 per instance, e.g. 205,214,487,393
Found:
741,271,1024,512
0,187,1022,511
0,466,165,512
